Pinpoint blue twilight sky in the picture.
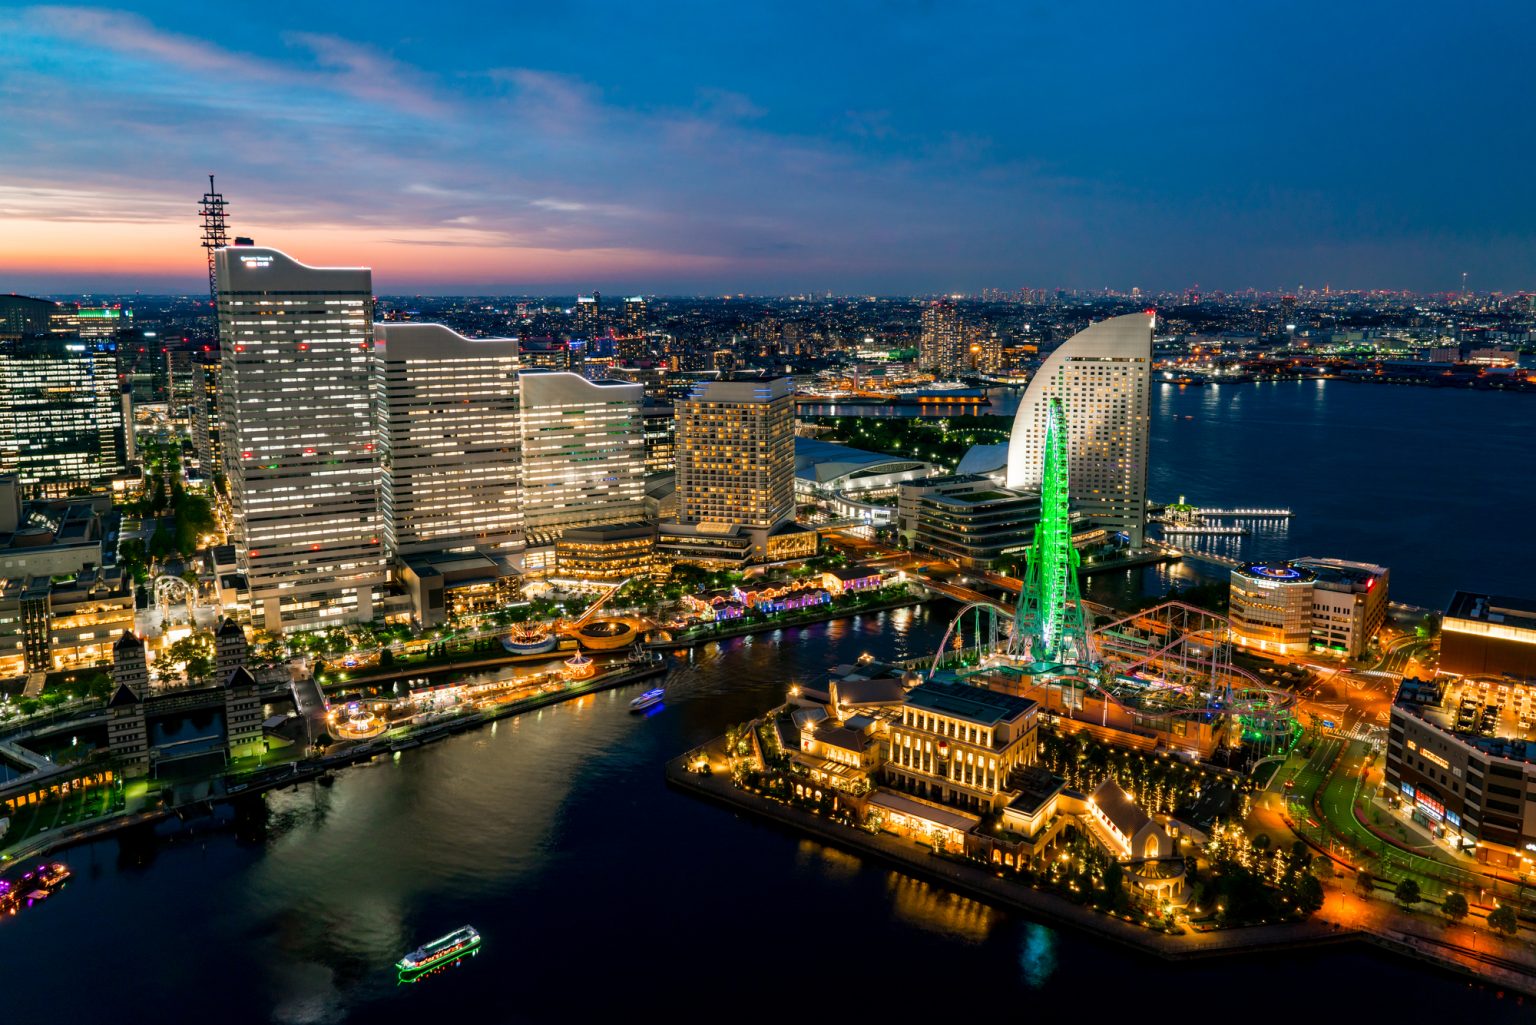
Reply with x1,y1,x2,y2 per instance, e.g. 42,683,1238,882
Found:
2,1,1533,294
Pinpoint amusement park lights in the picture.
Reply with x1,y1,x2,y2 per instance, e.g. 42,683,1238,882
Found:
1015,398,1089,666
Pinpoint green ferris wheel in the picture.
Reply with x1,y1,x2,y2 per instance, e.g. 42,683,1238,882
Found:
1014,397,1090,667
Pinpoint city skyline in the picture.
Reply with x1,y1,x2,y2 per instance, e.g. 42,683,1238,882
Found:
5,2,1536,295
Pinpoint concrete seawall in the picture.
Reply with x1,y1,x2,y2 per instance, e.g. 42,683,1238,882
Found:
664,755,1351,961
3,662,668,866
666,754,1536,994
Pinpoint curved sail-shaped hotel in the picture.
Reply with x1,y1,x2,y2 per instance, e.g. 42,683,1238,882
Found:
1005,312,1153,546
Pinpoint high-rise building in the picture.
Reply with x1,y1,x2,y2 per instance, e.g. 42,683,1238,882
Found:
622,296,646,333
373,323,523,557
52,306,130,339
640,402,677,474
617,296,648,361
181,356,220,473
165,348,202,420
1279,295,1298,334
0,295,60,341
971,328,1004,374
675,377,795,530
919,299,966,377
1005,313,1152,546
518,369,645,541
216,247,386,633
0,337,125,495
573,293,602,338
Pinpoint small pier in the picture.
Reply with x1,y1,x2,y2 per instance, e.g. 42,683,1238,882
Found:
1196,508,1292,519
1158,525,1249,536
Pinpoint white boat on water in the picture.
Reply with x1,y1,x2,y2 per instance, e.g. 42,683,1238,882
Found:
629,688,665,713
397,925,481,973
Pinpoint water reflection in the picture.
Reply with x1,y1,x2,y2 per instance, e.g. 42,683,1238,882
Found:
795,838,863,881
885,873,997,943
270,959,348,1025
397,948,480,986
1019,923,1057,989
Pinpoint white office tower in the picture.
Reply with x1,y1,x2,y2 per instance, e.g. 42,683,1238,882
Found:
518,369,645,541
1005,312,1152,546
0,337,125,495
373,324,523,557
216,247,386,633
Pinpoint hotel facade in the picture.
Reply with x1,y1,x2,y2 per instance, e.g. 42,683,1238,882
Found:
216,247,387,633
1006,313,1151,546
671,377,796,560
373,323,523,558
518,369,645,542
883,681,1040,814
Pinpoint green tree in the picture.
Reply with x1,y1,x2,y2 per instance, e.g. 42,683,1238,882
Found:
118,537,150,584
1393,877,1421,909
1293,874,1325,916
1354,870,1375,899
148,519,177,560
154,633,215,686
1440,892,1469,922
1487,904,1519,937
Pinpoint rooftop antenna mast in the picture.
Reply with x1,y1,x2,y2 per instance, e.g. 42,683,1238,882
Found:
199,174,229,306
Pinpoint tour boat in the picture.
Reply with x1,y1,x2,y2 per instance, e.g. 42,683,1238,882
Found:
397,925,481,974
629,688,665,713
502,625,557,655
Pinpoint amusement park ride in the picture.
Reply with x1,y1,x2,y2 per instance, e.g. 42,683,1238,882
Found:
503,576,653,655
925,400,1297,759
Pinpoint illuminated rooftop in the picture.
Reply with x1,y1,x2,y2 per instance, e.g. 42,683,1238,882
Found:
1404,676,1536,762
905,681,1036,727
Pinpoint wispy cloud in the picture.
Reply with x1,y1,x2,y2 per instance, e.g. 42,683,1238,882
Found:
10,3,1503,292
0,5,1075,289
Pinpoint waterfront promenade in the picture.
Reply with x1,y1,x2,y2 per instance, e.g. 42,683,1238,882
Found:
665,751,1348,959
0,660,667,865
669,745,1536,996
647,593,928,650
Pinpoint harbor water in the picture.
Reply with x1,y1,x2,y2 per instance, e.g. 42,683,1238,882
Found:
0,607,1527,1022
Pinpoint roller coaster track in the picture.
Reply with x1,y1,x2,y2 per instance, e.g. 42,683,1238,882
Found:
564,576,639,631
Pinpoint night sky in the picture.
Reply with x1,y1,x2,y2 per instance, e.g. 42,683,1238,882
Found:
3,1,1532,294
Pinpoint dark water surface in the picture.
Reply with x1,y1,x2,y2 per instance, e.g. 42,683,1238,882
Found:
0,608,1528,1023
1086,380,1534,609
